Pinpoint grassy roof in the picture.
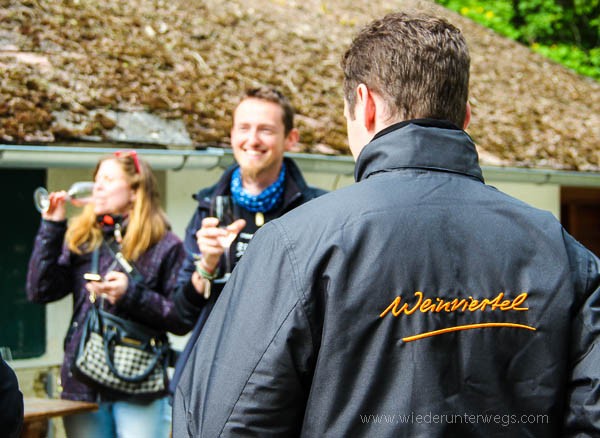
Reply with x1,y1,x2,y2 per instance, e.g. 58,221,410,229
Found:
1,0,599,170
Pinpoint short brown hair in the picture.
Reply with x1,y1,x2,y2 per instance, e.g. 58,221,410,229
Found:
241,87,295,135
341,12,470,128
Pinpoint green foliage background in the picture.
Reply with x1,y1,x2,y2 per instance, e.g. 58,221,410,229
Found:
435,0,600,80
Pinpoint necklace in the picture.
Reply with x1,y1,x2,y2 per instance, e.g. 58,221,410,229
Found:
255,212,265,227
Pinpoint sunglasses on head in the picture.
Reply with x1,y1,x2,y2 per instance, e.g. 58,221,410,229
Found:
114,150,141,174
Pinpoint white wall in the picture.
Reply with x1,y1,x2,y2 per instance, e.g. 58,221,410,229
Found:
491,181,561,219
165,167,221,238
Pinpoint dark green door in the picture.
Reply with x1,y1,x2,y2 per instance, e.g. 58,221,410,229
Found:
0,169,46,359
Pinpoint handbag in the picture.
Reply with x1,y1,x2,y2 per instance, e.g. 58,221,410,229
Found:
72,240,170,400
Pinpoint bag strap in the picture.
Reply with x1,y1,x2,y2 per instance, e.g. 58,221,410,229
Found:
102,238,145,284
83,246,102,283
83,240,143,302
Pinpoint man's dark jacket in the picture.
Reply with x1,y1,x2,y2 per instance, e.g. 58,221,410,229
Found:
173,120,600,437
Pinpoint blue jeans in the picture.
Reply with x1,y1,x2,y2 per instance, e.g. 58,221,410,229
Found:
63,397,171,438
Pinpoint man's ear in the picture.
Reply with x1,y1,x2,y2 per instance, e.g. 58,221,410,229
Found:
463,101,471,130
357,84,377,133
284,128,299,151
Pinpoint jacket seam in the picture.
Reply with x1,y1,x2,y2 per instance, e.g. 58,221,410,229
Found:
273,220,317,350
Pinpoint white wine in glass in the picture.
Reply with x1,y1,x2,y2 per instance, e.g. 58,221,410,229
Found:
33,181,95,213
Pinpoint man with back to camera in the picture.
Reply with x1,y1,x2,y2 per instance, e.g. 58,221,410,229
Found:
173,12,600,436
169,87,326,393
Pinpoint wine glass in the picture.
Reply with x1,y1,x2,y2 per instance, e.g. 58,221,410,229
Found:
33,181,95,213
210,195,237,281
0,346,13,362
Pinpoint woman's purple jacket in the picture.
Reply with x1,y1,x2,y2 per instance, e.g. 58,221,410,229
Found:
26,219,186,402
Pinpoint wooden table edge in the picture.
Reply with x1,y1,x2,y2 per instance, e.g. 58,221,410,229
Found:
23,397,98,423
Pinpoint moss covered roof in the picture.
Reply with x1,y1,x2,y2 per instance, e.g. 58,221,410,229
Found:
1,0,599,170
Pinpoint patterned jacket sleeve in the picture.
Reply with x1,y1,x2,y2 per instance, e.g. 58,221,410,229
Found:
26,219,74,303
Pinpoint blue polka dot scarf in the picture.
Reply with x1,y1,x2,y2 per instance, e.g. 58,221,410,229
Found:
230,163,286,213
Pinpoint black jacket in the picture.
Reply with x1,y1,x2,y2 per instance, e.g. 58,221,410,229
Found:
0,355,23,438
173,120,600,437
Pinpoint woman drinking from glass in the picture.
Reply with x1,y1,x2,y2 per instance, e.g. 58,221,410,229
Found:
27,151,186,438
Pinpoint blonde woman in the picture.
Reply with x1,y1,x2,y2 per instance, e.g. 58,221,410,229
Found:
27,151,185,438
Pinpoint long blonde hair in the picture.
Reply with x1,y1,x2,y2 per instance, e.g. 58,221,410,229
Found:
66,153,169,261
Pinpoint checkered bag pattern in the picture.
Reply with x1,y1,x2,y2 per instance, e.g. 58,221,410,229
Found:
75,331,166,396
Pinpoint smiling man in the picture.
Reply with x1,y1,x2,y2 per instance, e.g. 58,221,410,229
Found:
169,87,326,393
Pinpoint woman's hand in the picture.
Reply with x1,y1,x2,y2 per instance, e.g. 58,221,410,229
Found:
42,191,68,222
85,271,129,305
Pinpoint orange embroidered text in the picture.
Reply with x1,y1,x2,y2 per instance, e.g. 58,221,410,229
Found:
379,291,529,318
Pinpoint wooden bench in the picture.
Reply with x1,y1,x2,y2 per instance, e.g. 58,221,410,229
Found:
22,397,98,438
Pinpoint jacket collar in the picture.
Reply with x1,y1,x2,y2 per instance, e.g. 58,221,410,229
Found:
194,156,308,210
354,119,484,183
